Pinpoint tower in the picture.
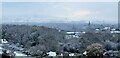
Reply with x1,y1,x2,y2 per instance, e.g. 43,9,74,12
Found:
88,21,91,26
87,21,92,32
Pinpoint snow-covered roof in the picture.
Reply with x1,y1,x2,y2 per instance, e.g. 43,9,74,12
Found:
111,31,120,34
82,32,86,34
66,32,82,35
69,53,75,56
67,32,81,34
95,29,100,31
66,32,75,34
103,27,110,30
111,29,116,31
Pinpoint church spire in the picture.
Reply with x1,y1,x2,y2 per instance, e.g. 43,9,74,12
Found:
88,21,91,26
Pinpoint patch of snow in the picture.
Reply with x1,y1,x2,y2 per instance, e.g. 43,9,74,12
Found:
69,53,74,56
82,32,86,34
60,53,63,56
83,51,87,55
95,29,100,31
14,51,27,56
47,51,56,56
6,50,10,53
111,31,120,34
66,32,75,35
0,51,2,54
66,32,81,35
111,29,116,31
0,47,2,50
103,27,110,30
0,39,8,44
58,30,61,32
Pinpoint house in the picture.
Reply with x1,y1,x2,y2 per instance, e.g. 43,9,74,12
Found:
66,32,81,39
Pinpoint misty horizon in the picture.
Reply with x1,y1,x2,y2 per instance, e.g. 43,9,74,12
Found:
2,2,118,24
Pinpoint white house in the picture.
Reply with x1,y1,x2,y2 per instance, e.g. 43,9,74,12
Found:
66,32,81,39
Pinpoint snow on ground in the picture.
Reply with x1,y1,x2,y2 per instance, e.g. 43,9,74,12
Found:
47,51,56,56
69,53,75,56
14,51,27,56
0,43,27,56
83,51,87,55
111,31,120,34
7,44,24,51
0,39,8,44
0,46,30,58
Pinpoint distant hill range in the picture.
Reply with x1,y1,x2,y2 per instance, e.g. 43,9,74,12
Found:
2,22,117,32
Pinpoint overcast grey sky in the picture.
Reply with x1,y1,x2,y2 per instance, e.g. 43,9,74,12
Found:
2,2,118,24
1,0,119,2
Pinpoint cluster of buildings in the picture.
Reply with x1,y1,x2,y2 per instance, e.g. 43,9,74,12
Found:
65,26,120,39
